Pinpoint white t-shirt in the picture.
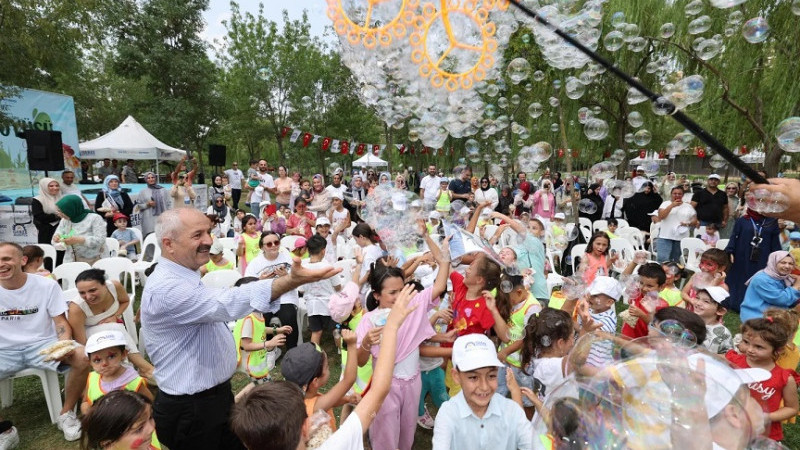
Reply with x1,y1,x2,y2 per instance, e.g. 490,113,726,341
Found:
319,413,364,450
250,186,264,205
325,184,348,199
0,274,66,348
360,244,384,280
224,169,244,189
302,260,342,316
657,200,696,241
244,252,299,306
532,357,565,405
258,172,275,189
420,175,441,201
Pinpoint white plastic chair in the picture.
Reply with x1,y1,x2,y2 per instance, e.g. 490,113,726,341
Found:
53,262,91,290
592,219,607,233
280,235,299,253
129,227,144,260
93,257,137,300
105,238,120,257
578,217,592,232
716,239,729,250
570,244,587,274
134,233,161,285
616,218,629,229
0,368,63,424
333,259,357,285
201,269,242,288
610,238,637,264
36,244,58,270
680,237,708,272
62,288,79,303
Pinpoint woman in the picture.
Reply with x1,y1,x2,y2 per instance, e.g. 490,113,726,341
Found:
345,175,367,223
32,178,63,263
554,180,576,216
206,194,232,238
378,172,391,186
208,175,225,206
244,231,300,349
308,174,331,213
474,176,498,211
531,180,556,220
722,182,741,239
95,175,134,237
169,172,197,208
513,181,533,218
495,185,514,216
274,166,293,210
623,181,663,233
135,172,169,237
659,172,677,199
286,198,316,239
69,269,154,379
725,208,782,313
553,172,563,190
394,174,406,190
53,195,106,264
740,251,800,322
579,183,604,223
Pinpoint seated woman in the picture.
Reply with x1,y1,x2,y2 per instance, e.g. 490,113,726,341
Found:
740,250,800,322
206,193,232,238
286,198,316,239
52,195,107,264
68,269,155,381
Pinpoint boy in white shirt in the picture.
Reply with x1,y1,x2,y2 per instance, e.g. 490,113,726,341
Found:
580,276,621,369
693,286,733,355
302,235,342,346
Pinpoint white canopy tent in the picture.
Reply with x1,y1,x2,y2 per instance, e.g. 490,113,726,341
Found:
352,153,388,168
79,116,188,178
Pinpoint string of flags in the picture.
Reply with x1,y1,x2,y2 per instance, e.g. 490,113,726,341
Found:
280,126,455,157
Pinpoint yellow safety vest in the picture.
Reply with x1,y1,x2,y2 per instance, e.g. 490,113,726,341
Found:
85,372,161,449
233,314,273,379
499,294,540,368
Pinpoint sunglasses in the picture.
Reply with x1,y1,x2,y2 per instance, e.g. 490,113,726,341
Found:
262,241,280,248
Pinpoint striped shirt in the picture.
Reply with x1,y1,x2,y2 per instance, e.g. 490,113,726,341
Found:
141,258,278,395
584,308,617,368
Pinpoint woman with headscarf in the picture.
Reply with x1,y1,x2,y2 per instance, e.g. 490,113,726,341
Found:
32,177,63,245
95,175,134,237
308,174,331,214
136,171,169,237
208,175,225,206
513,181,533,218
53,195,107,264
206,193,232,238
532,179,556,220
740,251,800,322
623,181,663,233
724,208,782,313
495,185,514,216
722,182,741,239
378,171,391,186
579,183,604,223
345,174,367,223
474,176,498,210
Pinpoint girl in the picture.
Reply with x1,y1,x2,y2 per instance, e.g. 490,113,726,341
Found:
435,178,452,214
22,244,55,279
699,222,720,247
495,185,514,216
681,248,729,310
352,223,385,291
726,314,799,442
446,253,502,339
236,214,260,275
764,307,800,371
659,261,685,308
260,204,286,235
581,231,616,286
327,192,351,237
286,198,316,239
80,390,159,450
356,235,450,450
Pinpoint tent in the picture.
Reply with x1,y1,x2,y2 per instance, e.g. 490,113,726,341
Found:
352,153,388,168
79,116,187,163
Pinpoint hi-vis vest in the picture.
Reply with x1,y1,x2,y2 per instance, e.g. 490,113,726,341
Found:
233,314,272,379
499,294,541,368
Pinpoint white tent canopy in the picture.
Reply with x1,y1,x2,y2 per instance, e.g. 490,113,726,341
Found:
352,153,388,167
79,115,187,162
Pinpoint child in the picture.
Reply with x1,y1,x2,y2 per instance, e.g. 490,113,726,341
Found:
232,277,290,401
699,222,720,247
21,244,54,279
621,263,668,339
314,217,340,264
299,179,313,204
291,237,308,259
260,204,286,235
232,209,246,235
427,211,442,235
302,235,342,346
356,235,450,450
80,330,153,415
604,217,619,239
581,231,617,286
111,212,139,260
327,191,351,235
446,254,502,340
80,390,159,450
660,261,685,307
417,298,456,429
764,307,800,371
435,178,452,214
681,248,729,309
199,240,234,275
693,286,734,354
249,186,265,215
431,334,532,449
726,314,800,442
236,214,261,275
789,231,800,272
221,175,233,207
229,280,416,450
581,276,621,368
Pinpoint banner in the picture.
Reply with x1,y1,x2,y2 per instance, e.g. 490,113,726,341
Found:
0,205,38,245
0,87,81,191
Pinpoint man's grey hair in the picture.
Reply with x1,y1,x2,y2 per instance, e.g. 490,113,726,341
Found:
155,208,186,241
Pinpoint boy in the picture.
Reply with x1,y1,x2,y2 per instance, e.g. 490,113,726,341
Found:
300,179,313,204
604,217,619,239
789,231,800,272
621,263,667,339
432,334,532,450
199,240,234,275
110,212,139,259
582,276,621,367
302,235,342,346
693,286,733,354
315,217,340,264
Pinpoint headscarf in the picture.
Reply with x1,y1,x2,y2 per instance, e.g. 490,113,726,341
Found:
211,193,228,217
312,174,325,193
103,175,124,209
746,250,795,287
34,177,62,214
143,172,167,216
742,207,764,221
518,181,532,200
480,176,490,192
379,172,391,185
56,195,92,223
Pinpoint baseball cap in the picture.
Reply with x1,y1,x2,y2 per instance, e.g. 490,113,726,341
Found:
440,177,449,184
316,217,331,227
708,174,721,180
281,343,324,388
554,212,566,220
687,353,770,418
452,334,504,372
429,211,441,220
588,276,622,300
789,231,800,241
700,286,730,304
293,237,307,250
112,212,128,222
209,240,224,255
330,191,344,200
85,330,128,355
636,165,645,171
329,281,359,323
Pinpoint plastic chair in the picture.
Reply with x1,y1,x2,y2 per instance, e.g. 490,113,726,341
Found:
62,288,79,303
333,259,357,285
105,238,120,257
280,235,300,252
610,238,637,265
36,244,58,270
716,239,729,250
592,219,607,233
570,244,587,274
680,237,708,272
201,269,242,288
53,262,91,290
616,218,629,229
0,368,63,424
93,257,137,300
578,217,592,232
134,233,161,285
129,227,144,259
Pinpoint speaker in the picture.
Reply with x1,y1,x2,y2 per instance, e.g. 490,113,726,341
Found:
24,130,64,171
208,144,227,167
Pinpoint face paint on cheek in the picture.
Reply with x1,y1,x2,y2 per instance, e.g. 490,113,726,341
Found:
130,437,146,448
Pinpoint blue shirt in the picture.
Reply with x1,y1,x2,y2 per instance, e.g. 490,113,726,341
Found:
449,177,472,195
740,271,800,322
432,392,532,450
514,234,549,300
141,258,278,395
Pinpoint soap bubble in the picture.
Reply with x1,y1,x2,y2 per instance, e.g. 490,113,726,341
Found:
652,96,676,116
710,0,748,8
696,39,721,60
659,23,676,39
527,102,543,119
742,17,769,43
746,188,789,214
606,180,636,199
589,162,616,181
565,78,586,99
531,141,553,163
549,97,560,107
301,96,312,108
507,58,531,84
603,30,624,51
566,224,581,241
633,129,652,146
793,0,800,15
627,86,648,105
257,67,269,80
776,117,800,153
685,0,704,16
500,279,514,294
550,123,559,132
584,118,609,141
642,159,661,176
328,162,341,174
627,111,644,128
627,37,647,53
532,70,545,82
553,234,569,251
688,15,712,35
579,198,598,215
498,97,509,109
728,10,744,25
510,94,521,106
362,187,424,253
577,107,591,124
709,154,727,169
610,11,626,28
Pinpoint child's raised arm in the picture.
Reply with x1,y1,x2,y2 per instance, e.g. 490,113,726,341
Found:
425,234,451,301
315,330,359,412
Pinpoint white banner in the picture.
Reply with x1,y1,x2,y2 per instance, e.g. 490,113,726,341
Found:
0,205,38,245
289,129,302,143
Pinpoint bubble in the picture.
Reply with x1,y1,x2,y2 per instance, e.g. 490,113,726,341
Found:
742,17,769,43
626,87,648,105
564,78,585,100
794,0,800,15
577,107,591,124
328,162,341,174
507,58,531,84
584,118,609,141
603,30,624,51
553,234,568,251
506,323,527,342
697,38,721,60
709,154,727,169
362,187,424,253
651,96,676,116
500,279,514,294
579,198,598,215
606,180,636,199
549,97,560,107
610,11,626,28
521,33,531,44
532,70,545,82
746,189,789,214
633,129,652,146
550,123,559,132
652,319,698,347
776,117,800,152
710,0,747,7
527,102,543,119
642,159,661,176
728,10,744,25
301,96,312,108
688,15,712,35
510,94,521,106
659,23,676,39
627,37,647,53
486,84,500,97
498,97,509,110
589,163,616,183
685,0,704,16
566,224,581,241
257,67,268,80
622,23,639,42
627,111,644,128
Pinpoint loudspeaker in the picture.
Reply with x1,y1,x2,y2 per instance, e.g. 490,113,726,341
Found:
24,130,64,171
208,144,226,167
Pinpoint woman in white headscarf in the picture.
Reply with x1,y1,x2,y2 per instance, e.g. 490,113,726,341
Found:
94,175,134,236
136,171,169,236
32,177,63,246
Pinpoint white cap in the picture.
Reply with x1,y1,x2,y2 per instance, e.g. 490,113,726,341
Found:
700,286,730,304
688,353,770,418
588,276,622,300
259,200,271,207
316,217,331,227
429,211,441,220
554,212,566,220
209,240,224,255
708,174,721,180
330,191,344,200
636,165,645,171
452,334,504,372
85,330,128,355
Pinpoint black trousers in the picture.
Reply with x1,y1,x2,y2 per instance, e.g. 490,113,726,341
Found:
231,189,242,210
264,303,299,350
153,380,245,450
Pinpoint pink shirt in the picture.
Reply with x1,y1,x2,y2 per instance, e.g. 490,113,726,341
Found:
286,212,315,239
532,190,555,219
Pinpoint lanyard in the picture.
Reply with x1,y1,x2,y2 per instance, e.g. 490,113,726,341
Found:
750,218,764,239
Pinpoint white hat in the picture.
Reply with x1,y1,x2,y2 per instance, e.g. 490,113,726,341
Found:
330,191,344,200
316,217,331,227
209,240,224,255
708,174,721,180
429,211,441,220
588,276,622,300
85,330,128,355
259,200,271,207
700,286,730,304
636,165,645,171
554,212,566,220
688,353,770,418
452,334,504,372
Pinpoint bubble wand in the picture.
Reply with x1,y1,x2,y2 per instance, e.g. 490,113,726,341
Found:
507,0,768,185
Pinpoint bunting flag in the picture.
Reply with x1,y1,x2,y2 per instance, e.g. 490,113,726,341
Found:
340,141,349,155
331,139,340,153
312,135,321,144
281,127,291,138
697,148,706,158
558,148,564,157
639,150,646,159
740,145,748,155
356,143,366,155
302,133,313,147
321,136,331,151
372,144,381,155
289,129,302,143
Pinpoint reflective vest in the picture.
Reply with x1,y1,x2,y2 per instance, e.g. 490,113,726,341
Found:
233,314,273,379
85,372,161,449
436,190,451,212
205,259,234,273
500,294,541,368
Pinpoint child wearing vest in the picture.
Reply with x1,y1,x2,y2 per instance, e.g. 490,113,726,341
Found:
435,178,452,213
199,239,234,276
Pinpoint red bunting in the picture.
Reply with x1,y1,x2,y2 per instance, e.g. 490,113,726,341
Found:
372,144,380,155
558,148,564,157
741,145,748,155
281,127,291,138
698,148,706,158
398,144,406,154
659,150,666,159
356,143,366,155
302,133,312,147
639,150,646,159
340,141,350,155
321,137,331,151
603,150,611,158
571,149,579,158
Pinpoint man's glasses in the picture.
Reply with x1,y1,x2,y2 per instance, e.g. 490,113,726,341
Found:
262,241,280,248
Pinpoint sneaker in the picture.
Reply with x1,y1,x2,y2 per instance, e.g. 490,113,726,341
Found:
0,427,19,450
57,411,81,442
417,408,435,429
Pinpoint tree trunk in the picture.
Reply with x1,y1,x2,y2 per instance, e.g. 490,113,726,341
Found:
763,142,781,177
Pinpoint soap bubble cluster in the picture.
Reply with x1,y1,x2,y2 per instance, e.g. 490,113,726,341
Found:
362,186,425,252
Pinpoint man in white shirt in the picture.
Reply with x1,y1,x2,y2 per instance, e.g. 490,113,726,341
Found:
60,170,91,209
632,165,649,193
656,186,697,263
224,162,245,210
257,159,277,201
419,165,441,205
